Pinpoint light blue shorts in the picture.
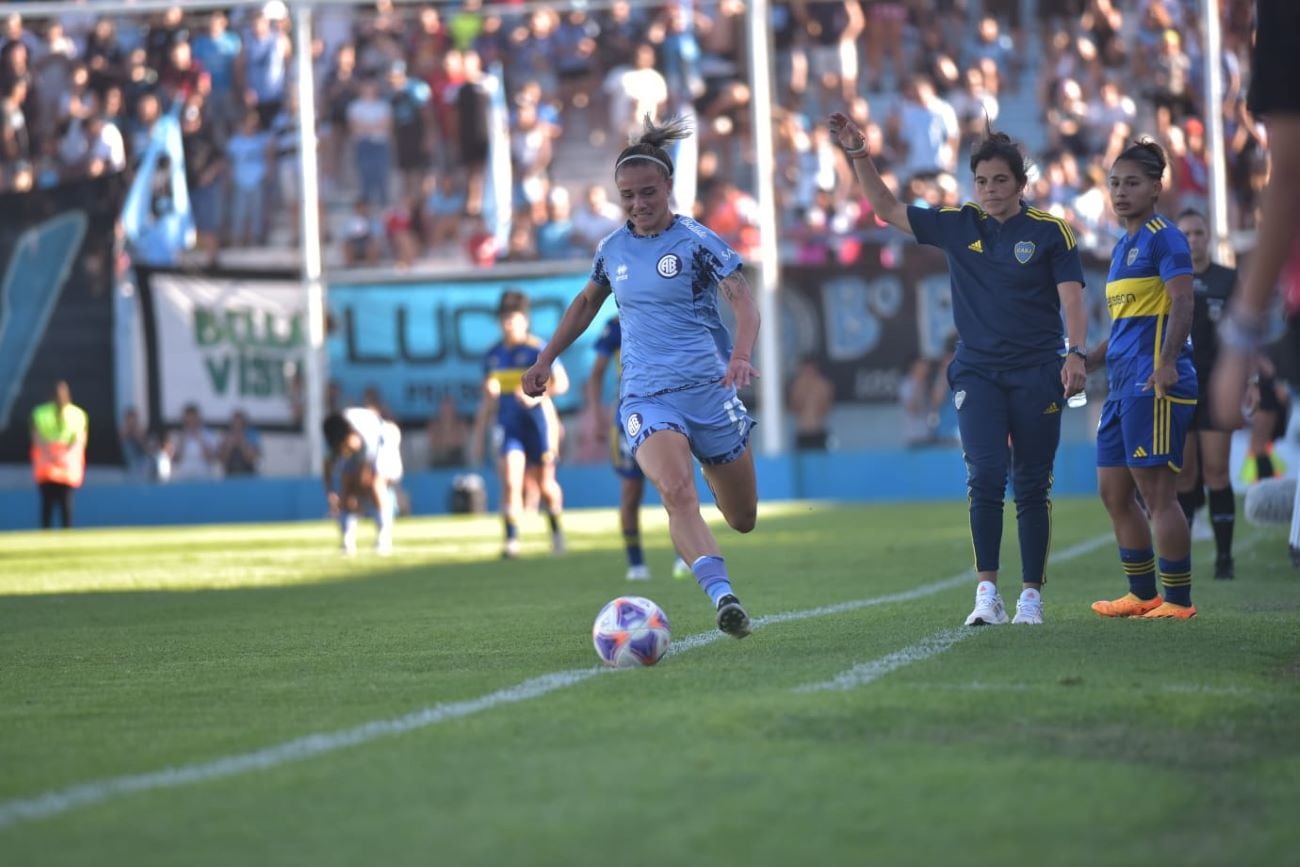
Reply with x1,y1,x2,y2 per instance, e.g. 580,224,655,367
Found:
619,381,755,466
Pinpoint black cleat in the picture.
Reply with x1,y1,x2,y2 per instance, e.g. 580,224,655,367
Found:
715,594,752,639
1214,556,1235,580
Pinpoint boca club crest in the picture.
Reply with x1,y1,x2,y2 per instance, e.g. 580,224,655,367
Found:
1013,240,1036,264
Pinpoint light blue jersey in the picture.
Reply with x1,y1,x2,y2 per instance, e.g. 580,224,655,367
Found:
591,215,743,399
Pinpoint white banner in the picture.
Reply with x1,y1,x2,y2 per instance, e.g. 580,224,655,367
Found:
152,273,306,428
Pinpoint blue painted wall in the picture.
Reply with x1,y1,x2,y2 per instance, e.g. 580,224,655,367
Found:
0,443,1100,531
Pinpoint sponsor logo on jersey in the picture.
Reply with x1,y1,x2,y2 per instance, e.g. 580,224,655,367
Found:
968,239,983,253
954,389,966,410
615,263,629,282
1043,401,1060,414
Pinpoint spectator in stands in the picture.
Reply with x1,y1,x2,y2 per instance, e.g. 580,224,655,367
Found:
181,96,226,266
342,199,381,267
426,393,470,468
386,192,422,268
891,75,959,180
190,10,242,133
796,0,862,107
604,43,668,144
241,7,290,130
218,409,262,477
422,172,466,252
864,1,909,94
120,406,158,481
347,76,394,209
571,183,622,253
453,49,491,217
166,403,220,481
388,59,433,195
536,186,582,260
226,108,273,248
0,75,31,171
270,88,301,245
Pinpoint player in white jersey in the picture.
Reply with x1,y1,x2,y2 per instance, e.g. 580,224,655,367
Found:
522,115,762,639
323,407,403,555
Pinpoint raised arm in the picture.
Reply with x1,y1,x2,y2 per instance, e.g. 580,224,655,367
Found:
522,280,611,397
827,112,913,236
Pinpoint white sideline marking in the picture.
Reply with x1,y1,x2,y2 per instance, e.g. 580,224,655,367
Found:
0,533,1112,831
795,628,976,692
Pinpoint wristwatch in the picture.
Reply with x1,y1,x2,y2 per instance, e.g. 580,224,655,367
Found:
1066,346,1087,360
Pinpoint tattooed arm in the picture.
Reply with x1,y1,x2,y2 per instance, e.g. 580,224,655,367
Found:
1147,273,1194,399
719,269,760,389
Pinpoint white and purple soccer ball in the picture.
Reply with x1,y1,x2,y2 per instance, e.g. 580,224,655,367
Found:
592,596,671,668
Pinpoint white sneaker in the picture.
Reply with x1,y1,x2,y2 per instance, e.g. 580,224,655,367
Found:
502,538,520,559
340,536,357,557
375,528,393,557
963,582,1009,626
1012,589,1043,625
626,564,651,581
551,532,567,556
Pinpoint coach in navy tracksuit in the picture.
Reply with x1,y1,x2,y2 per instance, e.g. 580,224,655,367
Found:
829,110,1087,627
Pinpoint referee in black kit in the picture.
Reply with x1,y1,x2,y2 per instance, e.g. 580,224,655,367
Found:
828,110,1087,627
1175,209,1239,580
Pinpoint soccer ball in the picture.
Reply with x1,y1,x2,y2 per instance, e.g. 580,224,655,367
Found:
592,596,671,668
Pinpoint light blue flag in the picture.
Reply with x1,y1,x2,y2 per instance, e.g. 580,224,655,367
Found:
122,103,195,265
482,63,513,251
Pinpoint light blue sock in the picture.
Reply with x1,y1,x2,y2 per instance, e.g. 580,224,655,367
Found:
692,555,733,606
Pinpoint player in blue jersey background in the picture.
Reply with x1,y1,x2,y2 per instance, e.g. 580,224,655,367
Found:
1087,141,1199,620
829,110,1088,627
522,115,761,639
470,290,569,559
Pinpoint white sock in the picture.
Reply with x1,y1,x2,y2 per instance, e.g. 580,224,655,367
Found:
977,580,998,597
1019,587,1041,602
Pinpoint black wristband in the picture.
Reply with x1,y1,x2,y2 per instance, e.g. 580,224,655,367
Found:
1066,347,1087,360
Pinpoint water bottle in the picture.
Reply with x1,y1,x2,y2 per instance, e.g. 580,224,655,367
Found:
1065,338,1087,408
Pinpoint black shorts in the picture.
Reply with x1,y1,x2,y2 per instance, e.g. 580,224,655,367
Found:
1248,0,1300,116
1190,364,1220,431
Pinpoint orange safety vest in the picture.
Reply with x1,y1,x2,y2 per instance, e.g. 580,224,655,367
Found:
30,402,88,488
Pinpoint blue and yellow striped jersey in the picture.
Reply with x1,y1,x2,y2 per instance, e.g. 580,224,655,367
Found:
1104,214,1196,399
484,336,561,425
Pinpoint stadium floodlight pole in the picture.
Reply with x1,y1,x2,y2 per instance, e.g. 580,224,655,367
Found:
746,0,784,457
294,3,327,475
1203,0,1233,265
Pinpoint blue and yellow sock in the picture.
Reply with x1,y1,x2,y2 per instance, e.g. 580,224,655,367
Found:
1159,555,1192,607
1120,547,1157,600
691,556,733,606
504,519,518,543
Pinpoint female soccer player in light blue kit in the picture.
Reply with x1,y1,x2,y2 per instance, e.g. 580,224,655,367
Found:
522,116,761,638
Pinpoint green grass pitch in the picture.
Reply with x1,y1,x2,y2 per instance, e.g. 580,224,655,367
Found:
1,498,1298,866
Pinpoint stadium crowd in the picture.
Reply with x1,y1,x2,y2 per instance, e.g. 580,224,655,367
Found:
0,0,1267,271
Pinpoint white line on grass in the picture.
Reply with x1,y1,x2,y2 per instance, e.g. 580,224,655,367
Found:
794,628,977,692
0,532,1113,831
